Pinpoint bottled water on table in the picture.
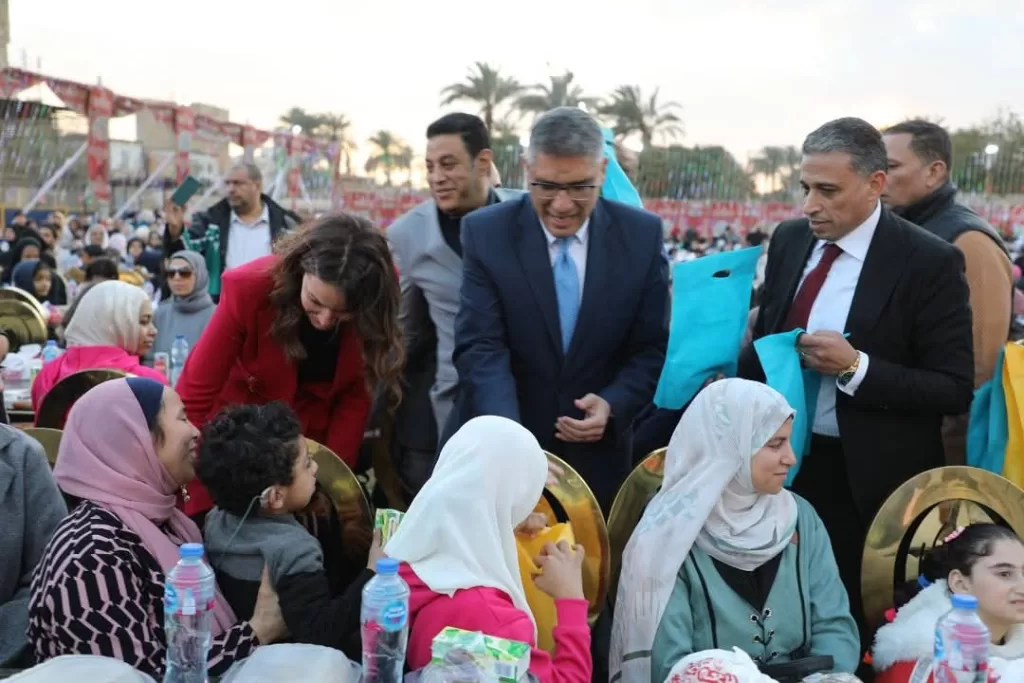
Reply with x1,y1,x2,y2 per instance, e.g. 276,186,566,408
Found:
164,543,215,683
361,558,410,683
170,335,189,388
41,340,61,364
934,593,991,683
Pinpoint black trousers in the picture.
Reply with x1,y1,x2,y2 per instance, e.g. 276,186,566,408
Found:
791,434,870,650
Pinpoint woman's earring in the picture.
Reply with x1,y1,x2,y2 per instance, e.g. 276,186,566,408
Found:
180,486,191,503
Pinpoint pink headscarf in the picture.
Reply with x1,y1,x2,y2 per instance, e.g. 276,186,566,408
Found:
53,379,238,635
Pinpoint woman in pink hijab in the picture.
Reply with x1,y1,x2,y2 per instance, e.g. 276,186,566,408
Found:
27,378,287,677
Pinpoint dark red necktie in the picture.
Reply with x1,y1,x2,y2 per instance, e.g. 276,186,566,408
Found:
783,243,842,331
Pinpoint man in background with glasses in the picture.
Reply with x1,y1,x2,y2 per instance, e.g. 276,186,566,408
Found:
443,106,669,513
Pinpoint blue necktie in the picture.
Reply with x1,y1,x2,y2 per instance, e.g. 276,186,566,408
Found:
553,237,580,352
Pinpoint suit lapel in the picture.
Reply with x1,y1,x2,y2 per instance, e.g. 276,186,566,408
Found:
565,202,610,363
845,209,905,344
421,202,463,274
515,201,563,358
769,224,816,333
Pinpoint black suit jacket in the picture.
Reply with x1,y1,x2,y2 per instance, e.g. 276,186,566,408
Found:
738,208,974,515
443,196,669,509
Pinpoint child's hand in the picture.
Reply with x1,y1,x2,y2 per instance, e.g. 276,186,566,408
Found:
533,540,586,601
367,528,386,571
515,512,548,537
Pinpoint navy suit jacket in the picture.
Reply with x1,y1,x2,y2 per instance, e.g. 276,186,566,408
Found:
443,195,669,510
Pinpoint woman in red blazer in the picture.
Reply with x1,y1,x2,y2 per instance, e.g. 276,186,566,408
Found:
176,213,403,516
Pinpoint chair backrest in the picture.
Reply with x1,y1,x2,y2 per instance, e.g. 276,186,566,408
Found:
862,465,1024,630
606,448,666,599
537,451,610,625
0,288,48,346
297,438,374,591
35,369,128,428
21,427,63,467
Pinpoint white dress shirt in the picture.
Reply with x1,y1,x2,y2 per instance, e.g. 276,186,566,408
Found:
225,203,273,271
800,201,880,437
540,219,589,304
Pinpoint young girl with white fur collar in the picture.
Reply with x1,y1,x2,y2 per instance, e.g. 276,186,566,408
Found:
873,523,1024,682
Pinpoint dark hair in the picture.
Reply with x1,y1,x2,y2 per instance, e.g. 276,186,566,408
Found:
885,119,953,170
84,257,119,281
426,113,491,160
83,244,106,258
269,213,403,408
802,117,888,177
896,523,1023,607
197,402,303,516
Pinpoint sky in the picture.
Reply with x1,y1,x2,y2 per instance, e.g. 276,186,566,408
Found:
6,0,1024,166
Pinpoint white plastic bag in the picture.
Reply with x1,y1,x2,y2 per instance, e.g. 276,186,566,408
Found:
220,644,361,683
5,655,156,682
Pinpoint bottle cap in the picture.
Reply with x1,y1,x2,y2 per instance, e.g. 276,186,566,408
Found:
376,558,399,574
45,340,56,345
951,593,978,609
175,334,186,340
179,543,204,559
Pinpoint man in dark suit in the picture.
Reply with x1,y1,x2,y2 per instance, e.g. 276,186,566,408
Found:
445,106,669,511
738,117,974,633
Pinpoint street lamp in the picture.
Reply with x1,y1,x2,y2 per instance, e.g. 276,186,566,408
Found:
291,124,302,136
984,143,999,194
985,143,1000,157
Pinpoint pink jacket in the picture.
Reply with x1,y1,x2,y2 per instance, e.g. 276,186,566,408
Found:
32,345,169,414
400,563,592,683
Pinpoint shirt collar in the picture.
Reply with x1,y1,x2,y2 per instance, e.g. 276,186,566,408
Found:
823,201,881,262
231,202,270,226
540,218,590,247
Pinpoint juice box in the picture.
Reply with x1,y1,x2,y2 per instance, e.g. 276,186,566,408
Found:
430,627,530,682
374,508,405,546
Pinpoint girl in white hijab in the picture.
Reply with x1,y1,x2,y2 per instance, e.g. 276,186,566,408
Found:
385,416,593,683
610,379,859,683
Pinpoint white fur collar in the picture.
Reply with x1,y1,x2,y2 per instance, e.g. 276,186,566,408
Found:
872,580,1024,671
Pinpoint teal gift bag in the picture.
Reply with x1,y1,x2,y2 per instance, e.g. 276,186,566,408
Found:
754,329,822,484
600,128,644,209
654,247,761,409
966,348,1008,475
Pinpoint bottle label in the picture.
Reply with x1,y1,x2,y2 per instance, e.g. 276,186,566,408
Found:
164,584,179,614
379,599,408,632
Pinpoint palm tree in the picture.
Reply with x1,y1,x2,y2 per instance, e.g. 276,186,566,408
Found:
365,131,413,186
314,112,357,177
598,86,683,149
749,146,787,193
440,62,524,132
515,71,599,118
278,107,322,134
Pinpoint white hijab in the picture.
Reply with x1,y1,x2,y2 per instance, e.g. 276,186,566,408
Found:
65,279,148,352
385,415,546,636
610,379,798,683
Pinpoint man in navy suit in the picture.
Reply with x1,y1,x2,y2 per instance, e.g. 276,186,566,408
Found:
444,107,669,511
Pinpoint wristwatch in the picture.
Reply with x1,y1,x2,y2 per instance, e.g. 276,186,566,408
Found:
837,353,861,386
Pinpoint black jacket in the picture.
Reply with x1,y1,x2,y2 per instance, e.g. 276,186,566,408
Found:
738,208,974,515
896,182,1008,256
163,194,300,265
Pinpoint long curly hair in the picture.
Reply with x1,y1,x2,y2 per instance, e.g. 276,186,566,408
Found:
269,213,404,409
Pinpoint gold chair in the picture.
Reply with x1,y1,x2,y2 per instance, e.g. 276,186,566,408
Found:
0,288,48,346
861,466,1024,631
35,369,129,428
536,452,611,623
606,448,666,598
21,427,63,467
297,438,374,584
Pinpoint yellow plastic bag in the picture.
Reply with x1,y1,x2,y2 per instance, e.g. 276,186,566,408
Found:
1003,344,1024,488
516,523,575,653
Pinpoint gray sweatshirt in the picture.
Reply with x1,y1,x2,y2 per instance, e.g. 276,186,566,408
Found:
203,509,322,585
0,425,67,665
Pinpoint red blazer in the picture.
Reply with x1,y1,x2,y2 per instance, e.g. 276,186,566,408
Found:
177,255,371,516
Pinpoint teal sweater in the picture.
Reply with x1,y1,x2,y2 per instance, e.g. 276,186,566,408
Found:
650,495,860,682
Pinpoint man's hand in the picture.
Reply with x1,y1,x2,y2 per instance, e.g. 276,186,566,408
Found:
798,331,858,376
163,199,186,238
556,393,611,443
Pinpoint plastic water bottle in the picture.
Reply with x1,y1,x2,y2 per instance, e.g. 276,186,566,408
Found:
170,335,189,388
361,558,410,683
933,593,991,682
41,340,61,364
163,543,215,683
